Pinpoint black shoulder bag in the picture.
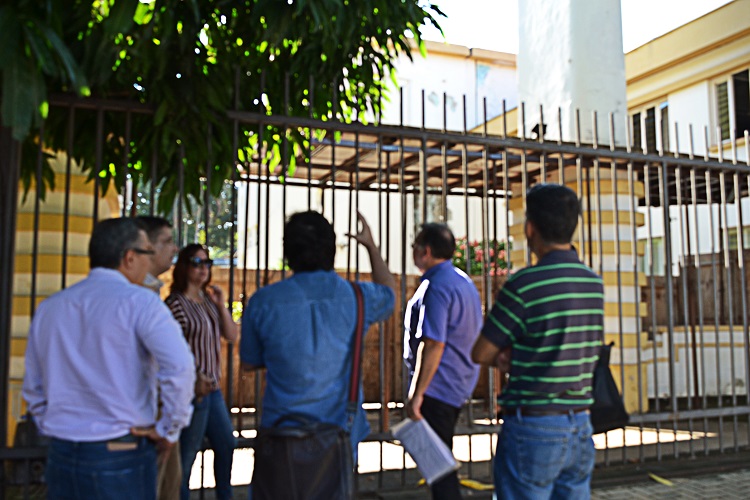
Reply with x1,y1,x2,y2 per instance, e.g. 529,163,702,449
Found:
590,342,630,434
252,282,365,500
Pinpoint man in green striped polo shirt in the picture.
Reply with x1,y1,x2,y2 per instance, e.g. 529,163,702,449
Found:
472,183,603,500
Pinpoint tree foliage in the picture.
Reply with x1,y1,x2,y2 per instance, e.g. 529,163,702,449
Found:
0,0,443,211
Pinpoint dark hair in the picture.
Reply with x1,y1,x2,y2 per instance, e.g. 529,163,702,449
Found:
171,244,211,294
414,223,455,260
135,216,172,243
284,211,336,272
89,218,143,269
525,183,581,244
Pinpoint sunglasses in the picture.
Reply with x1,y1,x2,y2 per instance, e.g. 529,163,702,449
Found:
189,257,213,269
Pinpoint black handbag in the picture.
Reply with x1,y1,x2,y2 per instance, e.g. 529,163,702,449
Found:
590,342,630,434
252,282,365,500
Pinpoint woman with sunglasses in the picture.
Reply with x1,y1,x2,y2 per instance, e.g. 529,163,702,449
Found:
165,244,238,500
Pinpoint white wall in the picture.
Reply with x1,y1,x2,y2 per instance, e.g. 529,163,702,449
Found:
381,50,518,131
667,82,712,157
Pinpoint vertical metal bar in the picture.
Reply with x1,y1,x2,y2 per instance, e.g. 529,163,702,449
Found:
693,126,709,454
0,124,22,447
592,110,611,463
539,104,546,181
204,124,213,247
463,96,471,274
593,112,604,277
420,90,427,225
125,111,136,216
742,131,750,447
482,97,496,434
644,162,662,461
720,166,738,451
61,106,75,290
558,107,565,185
398,93,408,489
575,110,585,263
177,146,185,250
706,163,724,452
674,124,695,458
307,75,314,211
30,123,45,319
94,110,104,222
331,80,339,228
521,103,530,265
658,159,678,458
462,94,474,480
441,93,448,221
149,148,157,216
609,113,627,464
625,115,645,463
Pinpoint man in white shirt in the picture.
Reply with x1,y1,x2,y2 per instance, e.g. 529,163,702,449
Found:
22,217,195,500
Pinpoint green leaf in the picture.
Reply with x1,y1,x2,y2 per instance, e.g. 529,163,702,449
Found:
2,56,43,141
103,0,138,37
35,22,89,94
133,2,154,25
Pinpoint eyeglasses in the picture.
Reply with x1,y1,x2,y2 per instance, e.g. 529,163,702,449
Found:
130,248,156,255
189,257,213,269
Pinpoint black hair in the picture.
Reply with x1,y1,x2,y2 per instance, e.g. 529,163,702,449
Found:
283,211,336,272
414,223,456,260
135,216,172,243
89,218,143,269
171,244,212,294
525,183,581,244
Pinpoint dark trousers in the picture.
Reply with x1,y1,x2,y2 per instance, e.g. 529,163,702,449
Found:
421,395,462,500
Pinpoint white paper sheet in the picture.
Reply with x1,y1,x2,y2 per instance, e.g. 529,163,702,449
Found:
391,417,461,485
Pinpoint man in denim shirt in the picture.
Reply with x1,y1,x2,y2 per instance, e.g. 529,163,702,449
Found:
241,211,395,493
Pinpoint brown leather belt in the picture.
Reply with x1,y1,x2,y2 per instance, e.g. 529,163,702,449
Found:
501,407,590,417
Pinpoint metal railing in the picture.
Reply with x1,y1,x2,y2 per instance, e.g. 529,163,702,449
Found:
3,83,750,495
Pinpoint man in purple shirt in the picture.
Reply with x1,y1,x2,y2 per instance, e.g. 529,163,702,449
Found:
22,218,195,500
404,223,483,500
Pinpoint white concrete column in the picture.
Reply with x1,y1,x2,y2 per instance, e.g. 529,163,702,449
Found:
518,0,627,145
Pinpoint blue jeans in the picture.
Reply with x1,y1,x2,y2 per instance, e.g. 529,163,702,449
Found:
179,389,236,500
494,410,595,500
46,434,157,500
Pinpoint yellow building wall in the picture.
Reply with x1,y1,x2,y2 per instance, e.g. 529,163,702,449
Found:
8,154,120,445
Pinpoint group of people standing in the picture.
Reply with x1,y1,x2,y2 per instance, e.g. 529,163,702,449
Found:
22,183,604,500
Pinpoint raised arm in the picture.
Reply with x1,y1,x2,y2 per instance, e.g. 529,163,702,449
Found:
347,211,396,291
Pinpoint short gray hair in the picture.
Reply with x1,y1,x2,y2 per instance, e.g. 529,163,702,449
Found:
89,218,143,269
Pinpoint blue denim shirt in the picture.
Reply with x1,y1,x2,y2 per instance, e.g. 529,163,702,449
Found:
240,270,395,445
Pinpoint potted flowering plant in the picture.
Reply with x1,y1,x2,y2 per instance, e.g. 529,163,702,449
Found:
452,238,511,276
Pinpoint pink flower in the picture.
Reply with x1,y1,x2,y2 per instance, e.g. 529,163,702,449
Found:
498,250,506,260
489,248,495,257
460,243,466,250
498,268,508,276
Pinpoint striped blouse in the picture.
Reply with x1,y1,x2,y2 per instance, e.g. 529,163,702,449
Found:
165,292,222,389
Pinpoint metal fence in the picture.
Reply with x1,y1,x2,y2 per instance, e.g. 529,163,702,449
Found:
3,84,750,496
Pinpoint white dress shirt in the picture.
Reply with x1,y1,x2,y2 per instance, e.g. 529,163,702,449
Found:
22,267,196,442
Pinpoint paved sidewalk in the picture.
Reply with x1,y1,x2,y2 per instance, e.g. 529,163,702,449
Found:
593,468,750,499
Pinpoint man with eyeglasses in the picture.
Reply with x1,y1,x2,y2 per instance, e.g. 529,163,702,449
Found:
22,218,196,500
403,223,483,500
135,216,183,500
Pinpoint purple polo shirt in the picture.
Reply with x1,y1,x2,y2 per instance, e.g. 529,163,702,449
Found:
404,260,483,408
